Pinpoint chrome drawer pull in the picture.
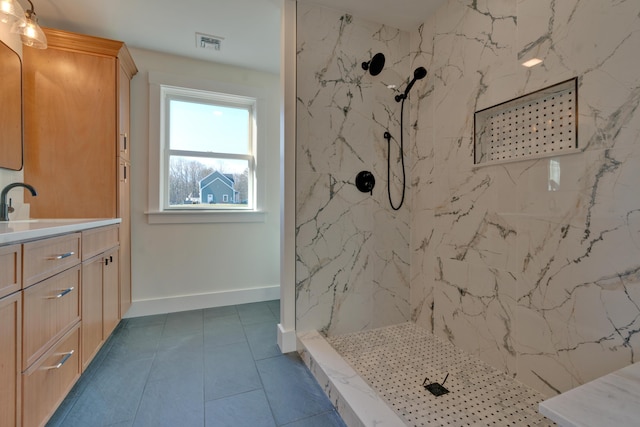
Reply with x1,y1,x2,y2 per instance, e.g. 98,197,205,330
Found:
48,251,75,260
47,287,75,299
43,350,74,370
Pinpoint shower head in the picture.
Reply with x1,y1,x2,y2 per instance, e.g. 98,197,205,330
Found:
395,66,428,102
362,52,385,76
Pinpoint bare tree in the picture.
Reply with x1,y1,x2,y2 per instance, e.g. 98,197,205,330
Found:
233,168,249,203
169,158,214,204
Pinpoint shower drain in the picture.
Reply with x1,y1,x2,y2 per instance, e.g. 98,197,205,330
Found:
327,323,554,427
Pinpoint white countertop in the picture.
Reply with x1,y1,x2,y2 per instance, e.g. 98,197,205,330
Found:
539,361,640,427
0,218,121,245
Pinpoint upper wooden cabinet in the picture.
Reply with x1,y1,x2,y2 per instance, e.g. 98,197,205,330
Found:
119,64,132,161
23,28,137,320
23,28,138,219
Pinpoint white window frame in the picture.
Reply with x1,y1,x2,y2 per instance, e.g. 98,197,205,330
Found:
147,71,266,224
162,87,255,210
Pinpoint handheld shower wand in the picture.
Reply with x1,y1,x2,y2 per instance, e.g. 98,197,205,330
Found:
395,67,427,102
387,66,428,210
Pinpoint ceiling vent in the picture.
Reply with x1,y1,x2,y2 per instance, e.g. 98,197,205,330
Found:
196,33,224,51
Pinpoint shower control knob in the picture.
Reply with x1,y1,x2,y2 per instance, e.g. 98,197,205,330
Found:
355,171,375,195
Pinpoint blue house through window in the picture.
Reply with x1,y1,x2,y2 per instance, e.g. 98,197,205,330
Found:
199,171,239,204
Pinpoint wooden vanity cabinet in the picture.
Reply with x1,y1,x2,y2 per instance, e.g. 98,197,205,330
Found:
103,247,121,338
0,224,123,427
22,324,80,427
81,225,120,370
22,233,81,289
0,244,21,296
20,233,83,427
0,290,21,427
117,45,134,317
22,265,81,370
119,158,132,316
23,28,137,319
0,244,21,426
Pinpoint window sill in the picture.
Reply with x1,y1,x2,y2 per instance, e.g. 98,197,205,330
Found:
146,210,266,224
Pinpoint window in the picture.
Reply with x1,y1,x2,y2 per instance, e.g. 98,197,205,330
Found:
164,87,255,210
148,72,266,224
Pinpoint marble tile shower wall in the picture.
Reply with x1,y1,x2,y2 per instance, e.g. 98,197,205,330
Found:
410,0,640,397
296,4,411,336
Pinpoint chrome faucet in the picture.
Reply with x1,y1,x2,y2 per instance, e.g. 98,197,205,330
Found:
0,183,37,221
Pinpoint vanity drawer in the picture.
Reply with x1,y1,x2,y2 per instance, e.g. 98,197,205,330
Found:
0,244,21,297
22,324,80,427
23,233,81,287
82,225,119,261
22,265,81,369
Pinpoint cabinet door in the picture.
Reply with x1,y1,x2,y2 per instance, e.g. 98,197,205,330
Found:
23,266,81,369
118,64,131,161
22,324,80,427
81,257,103,370
0,244,21,298
23,45,117,218
103,247,120,338
0,291,21,427
118,159,132,317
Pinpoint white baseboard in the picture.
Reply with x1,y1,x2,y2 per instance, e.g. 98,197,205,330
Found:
124,285,280,318
277,323,297,353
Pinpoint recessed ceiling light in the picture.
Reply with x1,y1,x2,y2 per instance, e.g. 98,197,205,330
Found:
522,58,543,68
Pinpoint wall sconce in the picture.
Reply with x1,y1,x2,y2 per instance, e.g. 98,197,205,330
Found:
0,0,47,48
0,0,24,24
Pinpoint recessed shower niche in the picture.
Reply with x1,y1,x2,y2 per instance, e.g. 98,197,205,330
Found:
474,78,579,166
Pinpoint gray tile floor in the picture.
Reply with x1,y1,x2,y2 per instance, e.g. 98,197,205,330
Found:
47,300,346,427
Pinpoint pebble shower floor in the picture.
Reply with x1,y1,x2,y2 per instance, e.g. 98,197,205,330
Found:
327,323,554,427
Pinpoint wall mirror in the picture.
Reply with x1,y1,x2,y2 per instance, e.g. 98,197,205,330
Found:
0,39,23,171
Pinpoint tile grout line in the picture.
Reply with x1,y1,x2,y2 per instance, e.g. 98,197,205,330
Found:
241,304,280,427
47,301,345,427
129,314,168,426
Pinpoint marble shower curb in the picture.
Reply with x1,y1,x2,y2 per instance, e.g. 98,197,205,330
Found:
297,330,405,427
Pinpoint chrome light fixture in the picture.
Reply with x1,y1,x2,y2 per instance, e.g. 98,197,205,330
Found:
0,0,47,48
0,0,25,24
11,0,46,49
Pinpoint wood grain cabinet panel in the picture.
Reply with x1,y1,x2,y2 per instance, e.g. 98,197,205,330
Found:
17,27,137,425
81,253,103,370
118,64,131,161
0,291,21,427
119,159,132,316
22,324,80,427
23,28,137,321
0,244,21,297
22,265,81,370
81,226,120,369
22,233,81,288
103,247,120,338
82,224,119,261
23,45,117,219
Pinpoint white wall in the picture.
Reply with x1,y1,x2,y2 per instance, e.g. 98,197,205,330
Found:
127,47,281,316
